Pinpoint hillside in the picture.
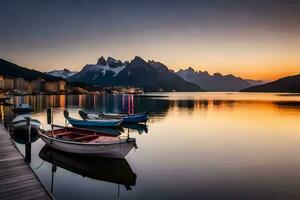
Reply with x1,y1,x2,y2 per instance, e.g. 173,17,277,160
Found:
176,67,264,91
241,74,300,92
0,58,61,81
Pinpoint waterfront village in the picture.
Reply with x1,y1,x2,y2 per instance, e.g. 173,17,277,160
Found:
0,75,144,95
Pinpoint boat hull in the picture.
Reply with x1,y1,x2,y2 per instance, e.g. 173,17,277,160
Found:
12,120,41,132
39,134,136,158
122,112,149,123
99,112,149,123
68,117,122,127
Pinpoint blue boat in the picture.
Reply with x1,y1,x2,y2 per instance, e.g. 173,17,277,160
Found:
79,110,149,123
64,110,123,127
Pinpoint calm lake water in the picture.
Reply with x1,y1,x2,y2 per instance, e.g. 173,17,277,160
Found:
2,92,300,199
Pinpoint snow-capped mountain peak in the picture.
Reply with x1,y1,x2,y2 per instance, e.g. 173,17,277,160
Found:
82,63,126,78
47,68,77,78
68,56,127,81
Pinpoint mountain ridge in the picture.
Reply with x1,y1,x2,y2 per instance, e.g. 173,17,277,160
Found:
176,67,264,91
67,56,203,92
241,74,300,92
0,58,62,81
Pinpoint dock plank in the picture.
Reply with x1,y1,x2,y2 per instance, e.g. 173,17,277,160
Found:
0,125,52,200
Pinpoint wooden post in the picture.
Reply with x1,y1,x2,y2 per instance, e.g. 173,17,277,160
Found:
117,184,120,198
25,117,31,163
47,108,53,136
127,128,129,140
47,108,52,125
51,164,57,194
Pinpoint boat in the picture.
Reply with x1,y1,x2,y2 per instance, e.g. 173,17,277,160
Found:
79,110,149,123
39,146,137,189
64,110,123,127
11,114,41,131
39,125,137,158
12,103,33,113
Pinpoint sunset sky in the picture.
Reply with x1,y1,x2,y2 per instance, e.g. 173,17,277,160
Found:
0,0,299,81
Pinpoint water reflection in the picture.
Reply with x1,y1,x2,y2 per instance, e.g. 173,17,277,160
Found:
122,123,148,134
273,101,300,108
11,127,40,163
6,93,300,199
2,94,299,116
39,146,137,194
11,128,39,144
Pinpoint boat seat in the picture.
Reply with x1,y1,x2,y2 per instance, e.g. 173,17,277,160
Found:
54,132,73,137
73,135,97,141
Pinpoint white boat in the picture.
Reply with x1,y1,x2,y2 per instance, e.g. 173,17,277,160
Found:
39,125,136,158
12,114,41,131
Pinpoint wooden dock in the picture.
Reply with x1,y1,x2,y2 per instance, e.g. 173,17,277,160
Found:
0,125,52,200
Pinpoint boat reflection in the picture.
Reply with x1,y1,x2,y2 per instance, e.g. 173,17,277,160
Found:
39,146,137,191
122,123,148,134
11,128,40,163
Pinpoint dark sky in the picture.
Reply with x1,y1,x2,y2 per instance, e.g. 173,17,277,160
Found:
1,0,300,80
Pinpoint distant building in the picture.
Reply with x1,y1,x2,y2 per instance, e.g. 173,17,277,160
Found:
0,75,3,89
58,80,66,91
44,80,66,93
103,85,144,94
67,86,88,94
0,75,66,94
44,81,57,92
31,78,46,92
14,78,31,91
0,75,15,91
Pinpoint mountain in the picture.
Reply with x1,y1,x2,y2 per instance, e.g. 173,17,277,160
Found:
0,58,61,81
67,56,127,86
68,56,202,92
176,67,264,91
241,74,300,92
47,68,77,79
245,79,265,86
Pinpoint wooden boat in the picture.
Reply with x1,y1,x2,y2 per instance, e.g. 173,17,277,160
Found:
64,110,122,127
11,114,41,131
39,146,137,188
79,110,149,123
12,103,33,113
39,125,136,158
